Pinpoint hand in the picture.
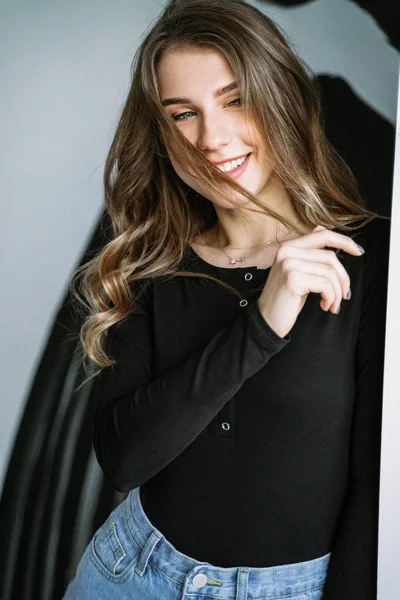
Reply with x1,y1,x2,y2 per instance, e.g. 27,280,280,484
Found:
257,225,364,338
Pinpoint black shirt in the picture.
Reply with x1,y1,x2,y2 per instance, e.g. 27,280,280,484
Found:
92,217,390,599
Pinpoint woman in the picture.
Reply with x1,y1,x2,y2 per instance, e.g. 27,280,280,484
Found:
64,0,391,598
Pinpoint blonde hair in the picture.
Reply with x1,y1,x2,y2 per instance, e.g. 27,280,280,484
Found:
70,0,384,378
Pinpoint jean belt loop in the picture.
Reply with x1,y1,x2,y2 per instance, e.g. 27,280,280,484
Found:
235,569,249,600
134,529,163,577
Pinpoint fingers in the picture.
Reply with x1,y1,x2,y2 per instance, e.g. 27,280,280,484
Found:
276,246,351,301
296,272,341,314
276,225,363,313
284,225,364,257
282,258,344,314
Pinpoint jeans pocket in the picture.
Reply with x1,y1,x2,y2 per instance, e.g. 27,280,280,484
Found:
90,501,140,581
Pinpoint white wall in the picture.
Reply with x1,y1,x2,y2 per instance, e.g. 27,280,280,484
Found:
378,67,400,600
1,6,399,592
0,0,163,489
254,0,398,124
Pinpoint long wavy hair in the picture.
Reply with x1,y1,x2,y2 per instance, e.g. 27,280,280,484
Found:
70,0,384,377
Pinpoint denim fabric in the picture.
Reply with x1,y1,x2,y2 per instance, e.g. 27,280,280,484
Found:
62,487,331,600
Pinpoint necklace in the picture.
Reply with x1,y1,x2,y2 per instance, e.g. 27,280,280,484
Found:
199,222,297,265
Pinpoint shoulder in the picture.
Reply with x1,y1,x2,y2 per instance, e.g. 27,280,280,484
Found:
352,217,391,278
351,217,391,314
350,216,391,250
129,276,153,297
337,217,391,278
114,277,154,321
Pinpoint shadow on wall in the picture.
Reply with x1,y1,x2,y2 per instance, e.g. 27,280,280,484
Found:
262,0,398,217
0,1,397,598
265,0,399,51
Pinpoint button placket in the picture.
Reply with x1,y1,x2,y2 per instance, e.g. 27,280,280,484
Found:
217,397,236,437
238,272,253,307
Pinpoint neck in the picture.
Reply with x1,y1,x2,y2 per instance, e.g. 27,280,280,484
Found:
209,179,306,249
209,211,303,251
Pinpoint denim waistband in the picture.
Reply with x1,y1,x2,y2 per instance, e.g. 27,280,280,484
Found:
125,487,331,600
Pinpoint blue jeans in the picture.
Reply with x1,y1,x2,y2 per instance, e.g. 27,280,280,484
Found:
62,486,331,599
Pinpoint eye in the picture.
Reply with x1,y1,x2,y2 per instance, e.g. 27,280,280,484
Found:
171,97,242,122
172,111,195,122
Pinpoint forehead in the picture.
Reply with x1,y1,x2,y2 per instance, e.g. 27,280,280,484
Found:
156,48,234,98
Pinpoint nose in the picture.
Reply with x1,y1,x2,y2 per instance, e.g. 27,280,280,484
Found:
197,113,232,152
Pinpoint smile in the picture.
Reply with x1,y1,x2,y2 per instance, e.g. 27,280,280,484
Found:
216,153,251,179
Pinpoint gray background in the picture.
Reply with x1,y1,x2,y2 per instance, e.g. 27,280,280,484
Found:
1,0,398,597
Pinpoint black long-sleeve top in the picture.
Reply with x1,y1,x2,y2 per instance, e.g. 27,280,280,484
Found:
92,217,390,599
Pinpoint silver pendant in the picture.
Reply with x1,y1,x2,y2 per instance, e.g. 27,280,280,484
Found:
230,256,247,265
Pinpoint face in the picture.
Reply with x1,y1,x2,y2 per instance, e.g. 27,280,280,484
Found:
157,47,277,210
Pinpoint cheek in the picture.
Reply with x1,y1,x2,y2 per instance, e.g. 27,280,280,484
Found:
169,154,188,182
169,153,202,191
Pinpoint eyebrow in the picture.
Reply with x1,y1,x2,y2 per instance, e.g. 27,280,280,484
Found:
161,80,239,107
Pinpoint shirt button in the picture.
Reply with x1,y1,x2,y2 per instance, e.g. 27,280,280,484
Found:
193,573,207,588
239,299,248,307
221,422,230,431
244,273,253,281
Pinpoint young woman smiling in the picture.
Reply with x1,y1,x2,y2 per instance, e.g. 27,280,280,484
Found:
64,1,391,599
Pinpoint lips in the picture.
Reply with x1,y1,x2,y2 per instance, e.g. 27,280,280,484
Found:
212,153,250,166
220,152,251,179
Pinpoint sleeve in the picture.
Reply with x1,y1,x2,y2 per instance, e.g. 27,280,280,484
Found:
322,218,391,600
92,283,291,493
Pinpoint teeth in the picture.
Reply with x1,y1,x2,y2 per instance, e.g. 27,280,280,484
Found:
217,154,247,173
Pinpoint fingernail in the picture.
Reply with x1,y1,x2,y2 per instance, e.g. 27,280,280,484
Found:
335,304,341,314
346,288,352,300
356,244,365,254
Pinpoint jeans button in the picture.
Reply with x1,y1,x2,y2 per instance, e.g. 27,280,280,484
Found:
193,573,207,588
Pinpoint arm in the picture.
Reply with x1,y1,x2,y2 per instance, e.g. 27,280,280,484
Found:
92,282,290,492
322,218,391,599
